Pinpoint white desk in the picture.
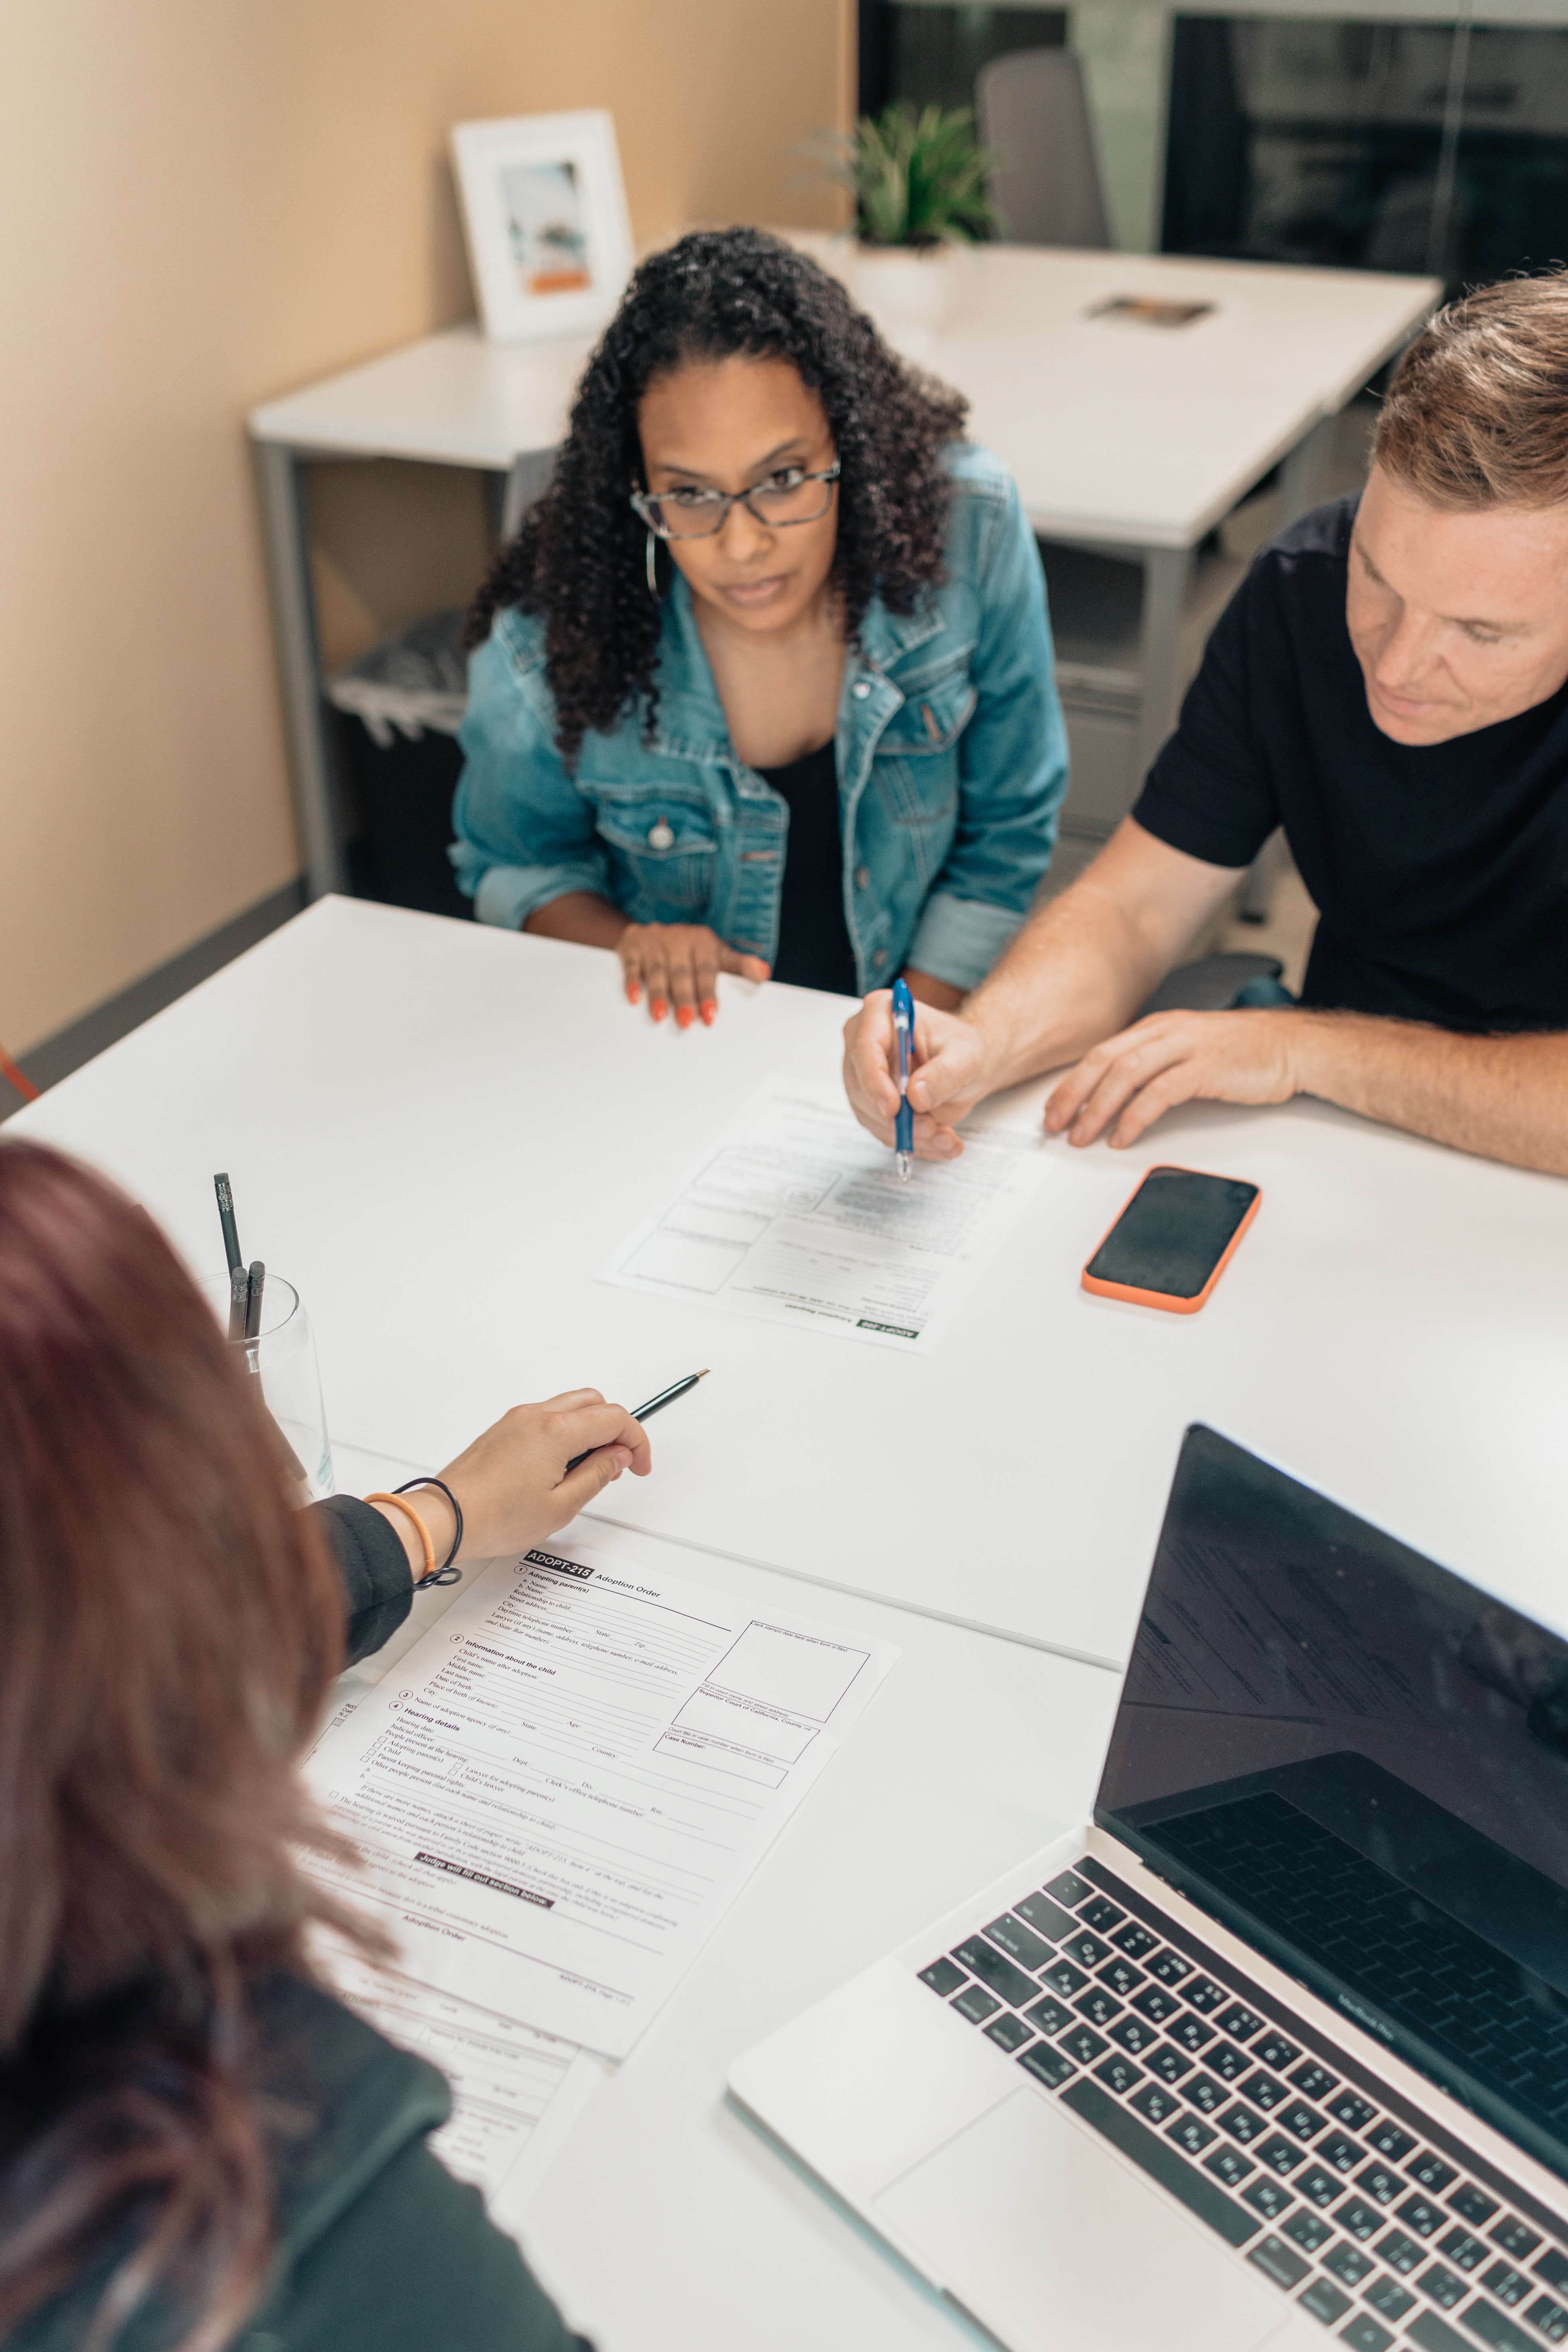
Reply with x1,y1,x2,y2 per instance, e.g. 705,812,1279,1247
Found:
247,245,1436,897
19,896,1568,1672
796,238,1435,555
17,896,1568,2349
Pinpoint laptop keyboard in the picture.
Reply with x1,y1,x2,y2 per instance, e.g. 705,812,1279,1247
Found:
1151,1794,1568,2141
918,1858,1568,2352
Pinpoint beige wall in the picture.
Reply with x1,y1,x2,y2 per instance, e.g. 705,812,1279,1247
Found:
0,0,852,1055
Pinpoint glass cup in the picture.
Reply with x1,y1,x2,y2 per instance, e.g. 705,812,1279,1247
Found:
201,1273,334,1499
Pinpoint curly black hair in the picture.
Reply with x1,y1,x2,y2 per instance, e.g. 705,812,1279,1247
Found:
464,227,969,762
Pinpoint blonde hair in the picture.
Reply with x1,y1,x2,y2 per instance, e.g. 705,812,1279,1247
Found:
1375,272,1568,511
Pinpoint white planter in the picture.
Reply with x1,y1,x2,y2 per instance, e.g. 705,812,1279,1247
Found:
850,243,951,341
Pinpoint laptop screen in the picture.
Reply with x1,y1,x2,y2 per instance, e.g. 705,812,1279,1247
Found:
1095,1424,1568,2182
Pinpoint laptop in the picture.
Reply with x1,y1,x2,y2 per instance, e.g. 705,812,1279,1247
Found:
729,1426,1568,2352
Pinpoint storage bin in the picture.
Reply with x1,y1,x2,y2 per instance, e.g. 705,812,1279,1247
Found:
327,611,471,922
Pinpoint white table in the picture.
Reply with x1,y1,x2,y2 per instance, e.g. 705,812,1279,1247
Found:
248,245,1437,898
17,896,1568,2350
20,896,1568,1672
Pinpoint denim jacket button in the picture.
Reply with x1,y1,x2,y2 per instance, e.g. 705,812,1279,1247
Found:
855,865,871,890
852,678,872,700
872,947,887,969
647,819,675,850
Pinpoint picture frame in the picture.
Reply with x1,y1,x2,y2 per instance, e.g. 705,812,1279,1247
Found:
450,110,634,345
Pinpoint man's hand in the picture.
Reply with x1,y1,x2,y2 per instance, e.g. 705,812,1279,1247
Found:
842,991,994,1160
370,1390,653,1574
1045,1009,1305,1148
618,924,769,1027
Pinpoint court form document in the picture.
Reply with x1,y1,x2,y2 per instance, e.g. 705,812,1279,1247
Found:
304,1538,897,2058
598,1074,1050,1352
319,1940,605,2221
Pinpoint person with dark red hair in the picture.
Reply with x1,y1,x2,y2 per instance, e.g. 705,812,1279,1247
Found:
0,1136,648,2350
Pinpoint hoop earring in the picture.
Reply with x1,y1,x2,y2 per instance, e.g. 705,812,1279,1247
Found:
645,529,662,601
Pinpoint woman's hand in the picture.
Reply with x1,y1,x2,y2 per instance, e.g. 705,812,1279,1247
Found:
370,1390,652,1573
617,924,770,1026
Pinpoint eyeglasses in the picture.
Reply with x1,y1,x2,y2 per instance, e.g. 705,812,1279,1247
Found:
630,463,841,541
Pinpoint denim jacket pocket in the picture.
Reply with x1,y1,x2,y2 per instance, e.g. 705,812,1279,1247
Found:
591,786,719,919
869,669,974,847
877,672,976,762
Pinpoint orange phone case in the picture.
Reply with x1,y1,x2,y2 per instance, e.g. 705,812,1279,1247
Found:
1081,1164,1261,1316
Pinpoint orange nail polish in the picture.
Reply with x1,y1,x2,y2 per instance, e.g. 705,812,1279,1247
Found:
676,1005,694,1030
652,997,667,1022
699,1000,716,1026
627,981,641,1005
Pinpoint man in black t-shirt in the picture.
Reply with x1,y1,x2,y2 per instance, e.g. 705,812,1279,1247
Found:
843,273,1568,1177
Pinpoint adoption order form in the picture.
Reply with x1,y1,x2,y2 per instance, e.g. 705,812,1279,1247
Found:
600,1075,1051,1352
304,1538,896,2060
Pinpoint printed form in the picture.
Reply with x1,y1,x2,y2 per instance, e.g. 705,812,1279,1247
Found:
304,1538,897,2058
599,1074,1051,1351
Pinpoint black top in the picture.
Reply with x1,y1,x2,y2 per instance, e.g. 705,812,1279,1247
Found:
1134,494,1568,1034
17,1972,589,2352
756,740,859,997
315,1490,417,1665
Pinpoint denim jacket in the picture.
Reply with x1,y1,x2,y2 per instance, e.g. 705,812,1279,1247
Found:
451,443,1068,992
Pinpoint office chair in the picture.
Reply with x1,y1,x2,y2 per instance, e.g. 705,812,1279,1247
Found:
976,48,1113,249
501,446,557,541
1139,951,1291,1015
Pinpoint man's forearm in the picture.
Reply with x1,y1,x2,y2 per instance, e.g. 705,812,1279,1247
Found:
961,882,1176,1090
955,820,1246,1096
1296,1012,1568,1175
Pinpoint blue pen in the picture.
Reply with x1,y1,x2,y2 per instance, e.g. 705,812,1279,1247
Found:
891,976,914,1182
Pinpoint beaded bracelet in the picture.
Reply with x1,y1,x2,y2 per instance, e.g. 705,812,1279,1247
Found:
394,1475,464,1588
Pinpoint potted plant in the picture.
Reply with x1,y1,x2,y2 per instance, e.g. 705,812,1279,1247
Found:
824,102,998,334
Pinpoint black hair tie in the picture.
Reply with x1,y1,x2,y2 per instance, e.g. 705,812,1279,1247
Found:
394,1476,464,1587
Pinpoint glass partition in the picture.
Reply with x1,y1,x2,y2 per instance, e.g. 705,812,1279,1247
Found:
858,0,1067,126
1163,15,1568,292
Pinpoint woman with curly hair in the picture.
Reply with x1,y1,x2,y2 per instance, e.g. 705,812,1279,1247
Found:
454,227,1068,1024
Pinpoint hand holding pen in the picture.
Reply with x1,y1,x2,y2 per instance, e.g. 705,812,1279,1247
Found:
565,1369,708,1470
367,1392,658,1584
839,990,988,1165
405,1385,670,1566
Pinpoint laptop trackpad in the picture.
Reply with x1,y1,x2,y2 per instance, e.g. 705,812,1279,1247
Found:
875,2088,1288,2352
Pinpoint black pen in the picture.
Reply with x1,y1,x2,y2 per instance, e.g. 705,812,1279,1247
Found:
565,1369,710,1471
227,1263,250,1344
214,1173,242,1277
243,1259,264,1376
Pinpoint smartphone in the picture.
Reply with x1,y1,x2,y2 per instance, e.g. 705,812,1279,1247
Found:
1081,1165,1261,1315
